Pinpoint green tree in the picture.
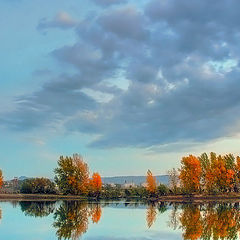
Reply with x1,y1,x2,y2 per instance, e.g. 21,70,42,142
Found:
157,184,169,196
54,154,89,195
20,178,56,194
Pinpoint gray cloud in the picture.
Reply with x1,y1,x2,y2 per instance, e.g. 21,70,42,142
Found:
1,74,98,131
37,12,77,30
98,6,149,40
2,0,240,150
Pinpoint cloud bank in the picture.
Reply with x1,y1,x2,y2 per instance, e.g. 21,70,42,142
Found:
2,0,240,150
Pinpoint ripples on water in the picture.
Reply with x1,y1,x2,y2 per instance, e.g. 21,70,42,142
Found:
0,200,240,239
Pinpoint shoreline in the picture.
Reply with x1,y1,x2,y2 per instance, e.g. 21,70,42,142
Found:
1,193,240,202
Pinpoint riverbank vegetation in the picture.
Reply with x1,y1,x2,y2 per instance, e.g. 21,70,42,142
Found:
2,152,240,199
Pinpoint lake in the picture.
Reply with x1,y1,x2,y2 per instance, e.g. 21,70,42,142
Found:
0,200,239,239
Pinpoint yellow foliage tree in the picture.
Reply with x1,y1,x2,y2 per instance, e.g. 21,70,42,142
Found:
146,170,157,195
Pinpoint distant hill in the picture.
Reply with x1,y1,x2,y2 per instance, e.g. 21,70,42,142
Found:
102,175,169,185
18,176,29,181
7,175,169,185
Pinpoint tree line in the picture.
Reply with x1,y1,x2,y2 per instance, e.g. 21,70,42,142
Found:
178,152,240,194
1,152,240,197
146,152,240,196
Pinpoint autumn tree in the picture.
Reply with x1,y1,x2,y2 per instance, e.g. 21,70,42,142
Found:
54,154,89,195
146,170,157,196
179,155,202,194
89,172,102,198
235,156,240,191
203,152,217,193
0,170,3,189
212,155,235,192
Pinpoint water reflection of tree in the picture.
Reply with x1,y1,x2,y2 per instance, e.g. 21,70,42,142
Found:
91,204,102,224
146,202,168,228
169,203,240,240
168,204,179,230
201,204,240,240
158,202,168,214
20,201,56,217
53,201,102,240
146,204,157,228
180,205,203,240
10,201,19,208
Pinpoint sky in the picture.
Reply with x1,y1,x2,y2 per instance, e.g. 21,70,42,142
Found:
1,0,240,179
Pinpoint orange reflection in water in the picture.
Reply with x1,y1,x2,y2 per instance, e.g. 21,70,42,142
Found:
170,203,240,240
146,204,157,228
53,202,102,240
91,204,102,224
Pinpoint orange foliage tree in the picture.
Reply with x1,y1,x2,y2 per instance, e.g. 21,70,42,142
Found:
179,155,202,194
146,170,157,196
210,154,235,193
91,172,102,192
89,172,102,198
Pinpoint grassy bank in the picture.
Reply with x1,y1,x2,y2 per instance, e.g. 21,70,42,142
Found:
0,193,88,201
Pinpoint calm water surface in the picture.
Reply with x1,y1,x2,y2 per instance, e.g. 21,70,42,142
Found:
0,200,239,239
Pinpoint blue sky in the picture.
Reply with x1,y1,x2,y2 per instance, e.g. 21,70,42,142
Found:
1,0,240,179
